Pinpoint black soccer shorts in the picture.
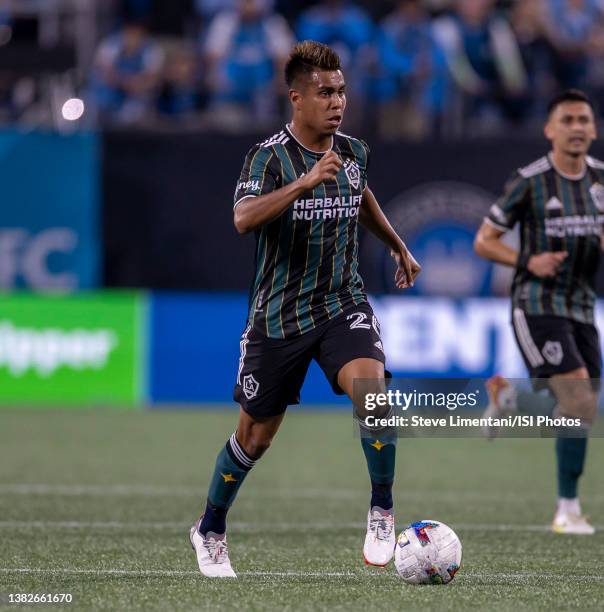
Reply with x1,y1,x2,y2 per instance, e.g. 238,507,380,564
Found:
233,302,387,418
511,309,601,382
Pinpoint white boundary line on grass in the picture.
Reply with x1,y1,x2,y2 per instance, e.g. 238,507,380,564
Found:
0,520,602,532
0,568,354,578
0,484,365,498
0,568,602,581
2,484,602,503
0,484,199,497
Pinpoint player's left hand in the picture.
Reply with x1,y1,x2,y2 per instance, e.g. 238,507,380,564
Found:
391,246,421,289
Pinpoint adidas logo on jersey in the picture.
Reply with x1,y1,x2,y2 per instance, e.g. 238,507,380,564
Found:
545,197,563,211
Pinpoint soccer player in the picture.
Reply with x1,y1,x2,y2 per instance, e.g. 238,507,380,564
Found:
474,89,602,535
189,40,420,577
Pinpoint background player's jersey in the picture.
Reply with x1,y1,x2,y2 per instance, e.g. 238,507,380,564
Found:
234,124,369,338
486,154,604,324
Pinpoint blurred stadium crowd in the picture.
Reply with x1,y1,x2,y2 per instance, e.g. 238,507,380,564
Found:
4,0,604,139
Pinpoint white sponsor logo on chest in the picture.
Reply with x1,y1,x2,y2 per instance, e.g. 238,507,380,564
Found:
292,195,362,220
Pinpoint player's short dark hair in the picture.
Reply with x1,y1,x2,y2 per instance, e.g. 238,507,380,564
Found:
285,40,341,88
547,89,594,116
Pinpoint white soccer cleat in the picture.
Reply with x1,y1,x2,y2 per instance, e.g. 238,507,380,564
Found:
551,512,596,535
482,375,517,439
189,521,237,578
363,506,395,566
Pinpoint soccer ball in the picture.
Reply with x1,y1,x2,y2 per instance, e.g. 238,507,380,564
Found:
393,520,462,585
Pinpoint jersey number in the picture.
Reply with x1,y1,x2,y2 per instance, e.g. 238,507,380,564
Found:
347,312,371,330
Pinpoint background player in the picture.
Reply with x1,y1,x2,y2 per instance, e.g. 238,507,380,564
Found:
189,40,420,577
474,89,602,535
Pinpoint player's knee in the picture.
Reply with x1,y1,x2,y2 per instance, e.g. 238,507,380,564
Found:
340,364,385,405
357,363,385,382
558,391,597,424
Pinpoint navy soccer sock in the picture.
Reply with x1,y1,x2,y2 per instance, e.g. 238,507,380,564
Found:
199,500,228,536
198,432,257,535
360,429,396,511
556,435,588,500
370,481,393,511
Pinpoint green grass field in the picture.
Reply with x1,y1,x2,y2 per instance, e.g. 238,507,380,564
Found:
0,409,602,611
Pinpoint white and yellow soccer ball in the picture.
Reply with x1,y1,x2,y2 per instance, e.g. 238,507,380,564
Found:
393,520,462,585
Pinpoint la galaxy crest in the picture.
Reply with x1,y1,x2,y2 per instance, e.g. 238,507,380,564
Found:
344,159,360,190
589,183,604,212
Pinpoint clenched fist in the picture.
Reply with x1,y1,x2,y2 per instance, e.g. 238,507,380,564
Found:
527,251,568,278
299,151,342,190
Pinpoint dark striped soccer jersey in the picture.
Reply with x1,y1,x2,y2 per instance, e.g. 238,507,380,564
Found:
486,153,604,324
233,124,369,338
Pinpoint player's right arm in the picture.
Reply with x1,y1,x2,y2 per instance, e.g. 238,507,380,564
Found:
474,221,520,266
474,171,567,277
233,149,341,234
475,222,567,277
